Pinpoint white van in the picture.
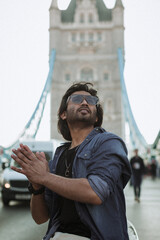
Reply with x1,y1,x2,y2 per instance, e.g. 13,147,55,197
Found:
1,139,61,206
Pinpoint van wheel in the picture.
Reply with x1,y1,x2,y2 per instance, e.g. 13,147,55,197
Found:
2,196,10,206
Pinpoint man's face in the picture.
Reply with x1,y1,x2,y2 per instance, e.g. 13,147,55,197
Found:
62,91,98,127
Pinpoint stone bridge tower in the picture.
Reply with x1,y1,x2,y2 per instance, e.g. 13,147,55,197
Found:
49,0,125,140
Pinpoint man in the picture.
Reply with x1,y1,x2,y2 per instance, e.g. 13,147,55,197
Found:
11,82,131,240
150,158,157,180
130,149,145,202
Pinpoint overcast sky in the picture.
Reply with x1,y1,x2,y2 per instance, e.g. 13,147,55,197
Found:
0,0,160,148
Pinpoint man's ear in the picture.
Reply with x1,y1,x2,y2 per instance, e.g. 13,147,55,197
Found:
60,111,67,120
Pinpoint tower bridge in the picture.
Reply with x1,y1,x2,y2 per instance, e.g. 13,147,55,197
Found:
0,0,149,160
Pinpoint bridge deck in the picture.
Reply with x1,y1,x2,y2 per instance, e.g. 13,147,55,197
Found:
125,177,160,240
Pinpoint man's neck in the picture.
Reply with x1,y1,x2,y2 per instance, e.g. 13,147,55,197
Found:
69,125,94,149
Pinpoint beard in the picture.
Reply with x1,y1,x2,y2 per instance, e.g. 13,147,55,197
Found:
66,106,97,127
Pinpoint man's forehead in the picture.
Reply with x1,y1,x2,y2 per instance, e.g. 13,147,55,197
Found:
71,91,91,96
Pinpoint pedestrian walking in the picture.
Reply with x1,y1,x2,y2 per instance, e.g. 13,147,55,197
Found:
11,82,131,240
130,149,145,202
150,158,157,180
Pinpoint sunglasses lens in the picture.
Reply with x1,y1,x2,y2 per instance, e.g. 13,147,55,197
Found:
69,95,98,105
71,95,83,104
85,96,98,105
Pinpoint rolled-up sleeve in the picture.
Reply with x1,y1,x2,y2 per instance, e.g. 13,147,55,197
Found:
84,137,130,202
88,175,110,202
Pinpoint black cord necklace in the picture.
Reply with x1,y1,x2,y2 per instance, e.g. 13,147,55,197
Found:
64,145,79,177
65,156,71,177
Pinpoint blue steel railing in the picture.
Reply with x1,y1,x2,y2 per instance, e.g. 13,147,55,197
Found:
1,48,148,158
0,49,56,157
117,48,148,150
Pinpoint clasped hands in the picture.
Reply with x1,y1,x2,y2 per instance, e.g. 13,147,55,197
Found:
11,144,49,188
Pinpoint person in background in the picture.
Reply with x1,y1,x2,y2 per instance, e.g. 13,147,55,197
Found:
150,157,157,180
11,82,131,240
130,149,145,202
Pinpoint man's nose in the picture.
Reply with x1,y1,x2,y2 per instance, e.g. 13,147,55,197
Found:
81,98,88,105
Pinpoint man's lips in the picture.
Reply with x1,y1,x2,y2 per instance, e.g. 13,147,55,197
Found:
78,107,90,113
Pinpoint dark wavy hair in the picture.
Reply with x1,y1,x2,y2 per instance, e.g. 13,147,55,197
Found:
57,82,103,141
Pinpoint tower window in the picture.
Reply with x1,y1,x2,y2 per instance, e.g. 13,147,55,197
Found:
89,33,94,42
65,73,71,82
97,32,102,42
71,33,76,42
107,99,113,113
80,13,84,23
81,68,93,82
88,13,93,23
104,73,109,81
80,33,85,42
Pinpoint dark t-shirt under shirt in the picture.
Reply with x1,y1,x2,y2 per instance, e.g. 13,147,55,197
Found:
56,146,91,238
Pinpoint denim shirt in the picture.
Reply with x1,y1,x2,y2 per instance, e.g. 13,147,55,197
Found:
43,127,131,240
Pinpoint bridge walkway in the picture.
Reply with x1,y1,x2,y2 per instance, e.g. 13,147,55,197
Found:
125,176,160,240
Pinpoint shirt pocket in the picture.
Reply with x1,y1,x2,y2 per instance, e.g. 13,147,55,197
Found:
75,151,92,178
77,150,92,161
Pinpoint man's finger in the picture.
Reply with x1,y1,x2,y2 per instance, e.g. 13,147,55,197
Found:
35,152,46,161
19,148,36,161
19,144,37,161
40,152,46,158
20,144,33,154
12,149,31,165
11,151,29,168
11,166,26,175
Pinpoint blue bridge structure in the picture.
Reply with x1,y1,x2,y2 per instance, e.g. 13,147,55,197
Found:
0,48,149,161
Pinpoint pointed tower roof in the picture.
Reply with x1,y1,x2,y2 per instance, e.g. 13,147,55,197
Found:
50,0,58,9
61,0,112,23
114,0,124,8
96,0,112,21
61,0,76,22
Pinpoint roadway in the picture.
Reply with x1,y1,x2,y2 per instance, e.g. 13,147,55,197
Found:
0,174,160,240
0,200,48,240
125,177,160,240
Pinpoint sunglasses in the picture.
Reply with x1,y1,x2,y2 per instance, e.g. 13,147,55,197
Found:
67,94,99,105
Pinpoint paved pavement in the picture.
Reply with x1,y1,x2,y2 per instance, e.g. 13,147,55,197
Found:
125,176,160,240
0,170,159,240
